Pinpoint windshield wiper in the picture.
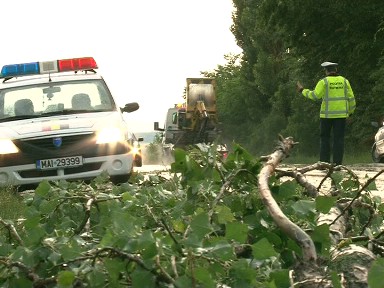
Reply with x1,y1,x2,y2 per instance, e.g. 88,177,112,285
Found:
40,109,79,116
0,115,35,122
40,109,97,116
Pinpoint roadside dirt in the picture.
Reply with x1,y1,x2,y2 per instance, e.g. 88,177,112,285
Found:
137,163,384,198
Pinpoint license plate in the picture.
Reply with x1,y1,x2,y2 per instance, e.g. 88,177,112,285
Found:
36,156,83,170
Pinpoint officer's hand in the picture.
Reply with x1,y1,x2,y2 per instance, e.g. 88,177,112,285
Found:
296,81,304,93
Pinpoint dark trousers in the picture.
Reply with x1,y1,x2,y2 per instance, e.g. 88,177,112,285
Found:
319,118,346,165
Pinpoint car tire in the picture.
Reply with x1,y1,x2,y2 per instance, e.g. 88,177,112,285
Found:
110,174,131,185
135,156,143,167
371,144,383,163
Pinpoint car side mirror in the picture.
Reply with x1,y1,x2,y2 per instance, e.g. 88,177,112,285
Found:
154,121,164,131
121,102,139,113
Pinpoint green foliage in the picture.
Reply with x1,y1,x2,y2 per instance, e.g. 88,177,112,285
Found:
0,145,383,286
206,0,384,158
368,258,384,288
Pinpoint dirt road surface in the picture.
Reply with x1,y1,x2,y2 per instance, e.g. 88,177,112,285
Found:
135,163,384,198
286,163,384,196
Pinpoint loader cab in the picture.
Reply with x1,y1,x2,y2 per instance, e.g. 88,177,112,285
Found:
173,108,187,129
154,107,180,144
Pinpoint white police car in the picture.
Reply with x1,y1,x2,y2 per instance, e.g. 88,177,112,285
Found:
0,57,140,188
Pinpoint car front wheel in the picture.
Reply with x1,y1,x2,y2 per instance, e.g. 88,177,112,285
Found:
110,174,131,185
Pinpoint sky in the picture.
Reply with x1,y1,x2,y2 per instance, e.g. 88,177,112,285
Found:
1,0,242,132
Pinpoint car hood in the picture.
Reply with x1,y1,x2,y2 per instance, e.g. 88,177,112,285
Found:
0,112,127,139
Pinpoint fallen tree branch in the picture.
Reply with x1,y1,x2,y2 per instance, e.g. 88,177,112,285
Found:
330,170,384,227
0,218,24,246
257,135,317,262
275,169,319,197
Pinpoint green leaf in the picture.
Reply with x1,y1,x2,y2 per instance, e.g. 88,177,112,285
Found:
377,203,384,213
24,225,46,246
183,232,202,248
368,258,384,288
171,148,188,173
252,238,278,260
10,246,33,265
172,219,186,233
366,179,377,191
34,180,51,197
57,271,75,287
225,222,248,243
59,239,82,261
174,275,194,288
291,200,316,217
171,148,204,181
121,191,134,201
0,243,14,256
7,277,33,288
190,212,212,240
137,230,158,259
195,267,215,288
330,172,343,187
87,269,107,287
39,199,57,214
340,178,357,191
111,210,138,236
215,205,235,224
47,251,62,265
264,232,282,247
131,269,156,288
104,258,126,285
273,180,297,201
229,259,258,286
137,230,155,247
206,238,236,261
316,196,337,213
269,269,290,288
330,270,343,288
141,242,158,259
310,224,331,257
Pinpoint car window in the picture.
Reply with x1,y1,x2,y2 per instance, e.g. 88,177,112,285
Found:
0,79,115,120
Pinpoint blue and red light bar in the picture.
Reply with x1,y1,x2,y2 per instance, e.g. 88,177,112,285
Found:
0,57,98,79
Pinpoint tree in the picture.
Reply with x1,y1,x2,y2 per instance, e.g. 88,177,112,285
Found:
225,0,384,157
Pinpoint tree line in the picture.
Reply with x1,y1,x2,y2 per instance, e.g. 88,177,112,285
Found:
204,0,384,160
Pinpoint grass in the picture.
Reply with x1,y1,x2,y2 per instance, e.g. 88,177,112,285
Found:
284,151,372,165
344,152,372,165
0,186,27,220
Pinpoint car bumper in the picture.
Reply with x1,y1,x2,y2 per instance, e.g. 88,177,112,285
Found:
0,153,134,187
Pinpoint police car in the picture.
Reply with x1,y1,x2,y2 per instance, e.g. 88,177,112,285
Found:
0,57,140,188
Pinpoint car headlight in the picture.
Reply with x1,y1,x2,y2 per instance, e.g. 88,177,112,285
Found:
0,139,19,154
96,127,125,144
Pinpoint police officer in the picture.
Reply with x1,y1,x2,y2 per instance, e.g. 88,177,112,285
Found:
296,62,356,165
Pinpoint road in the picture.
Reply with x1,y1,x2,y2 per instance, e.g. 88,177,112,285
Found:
299,163,384,193
135,163,384,197
135,164,170,174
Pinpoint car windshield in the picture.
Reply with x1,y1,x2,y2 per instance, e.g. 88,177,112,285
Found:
0,79,115,121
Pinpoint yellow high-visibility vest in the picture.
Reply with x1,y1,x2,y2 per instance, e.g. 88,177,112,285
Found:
302,75,356,118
